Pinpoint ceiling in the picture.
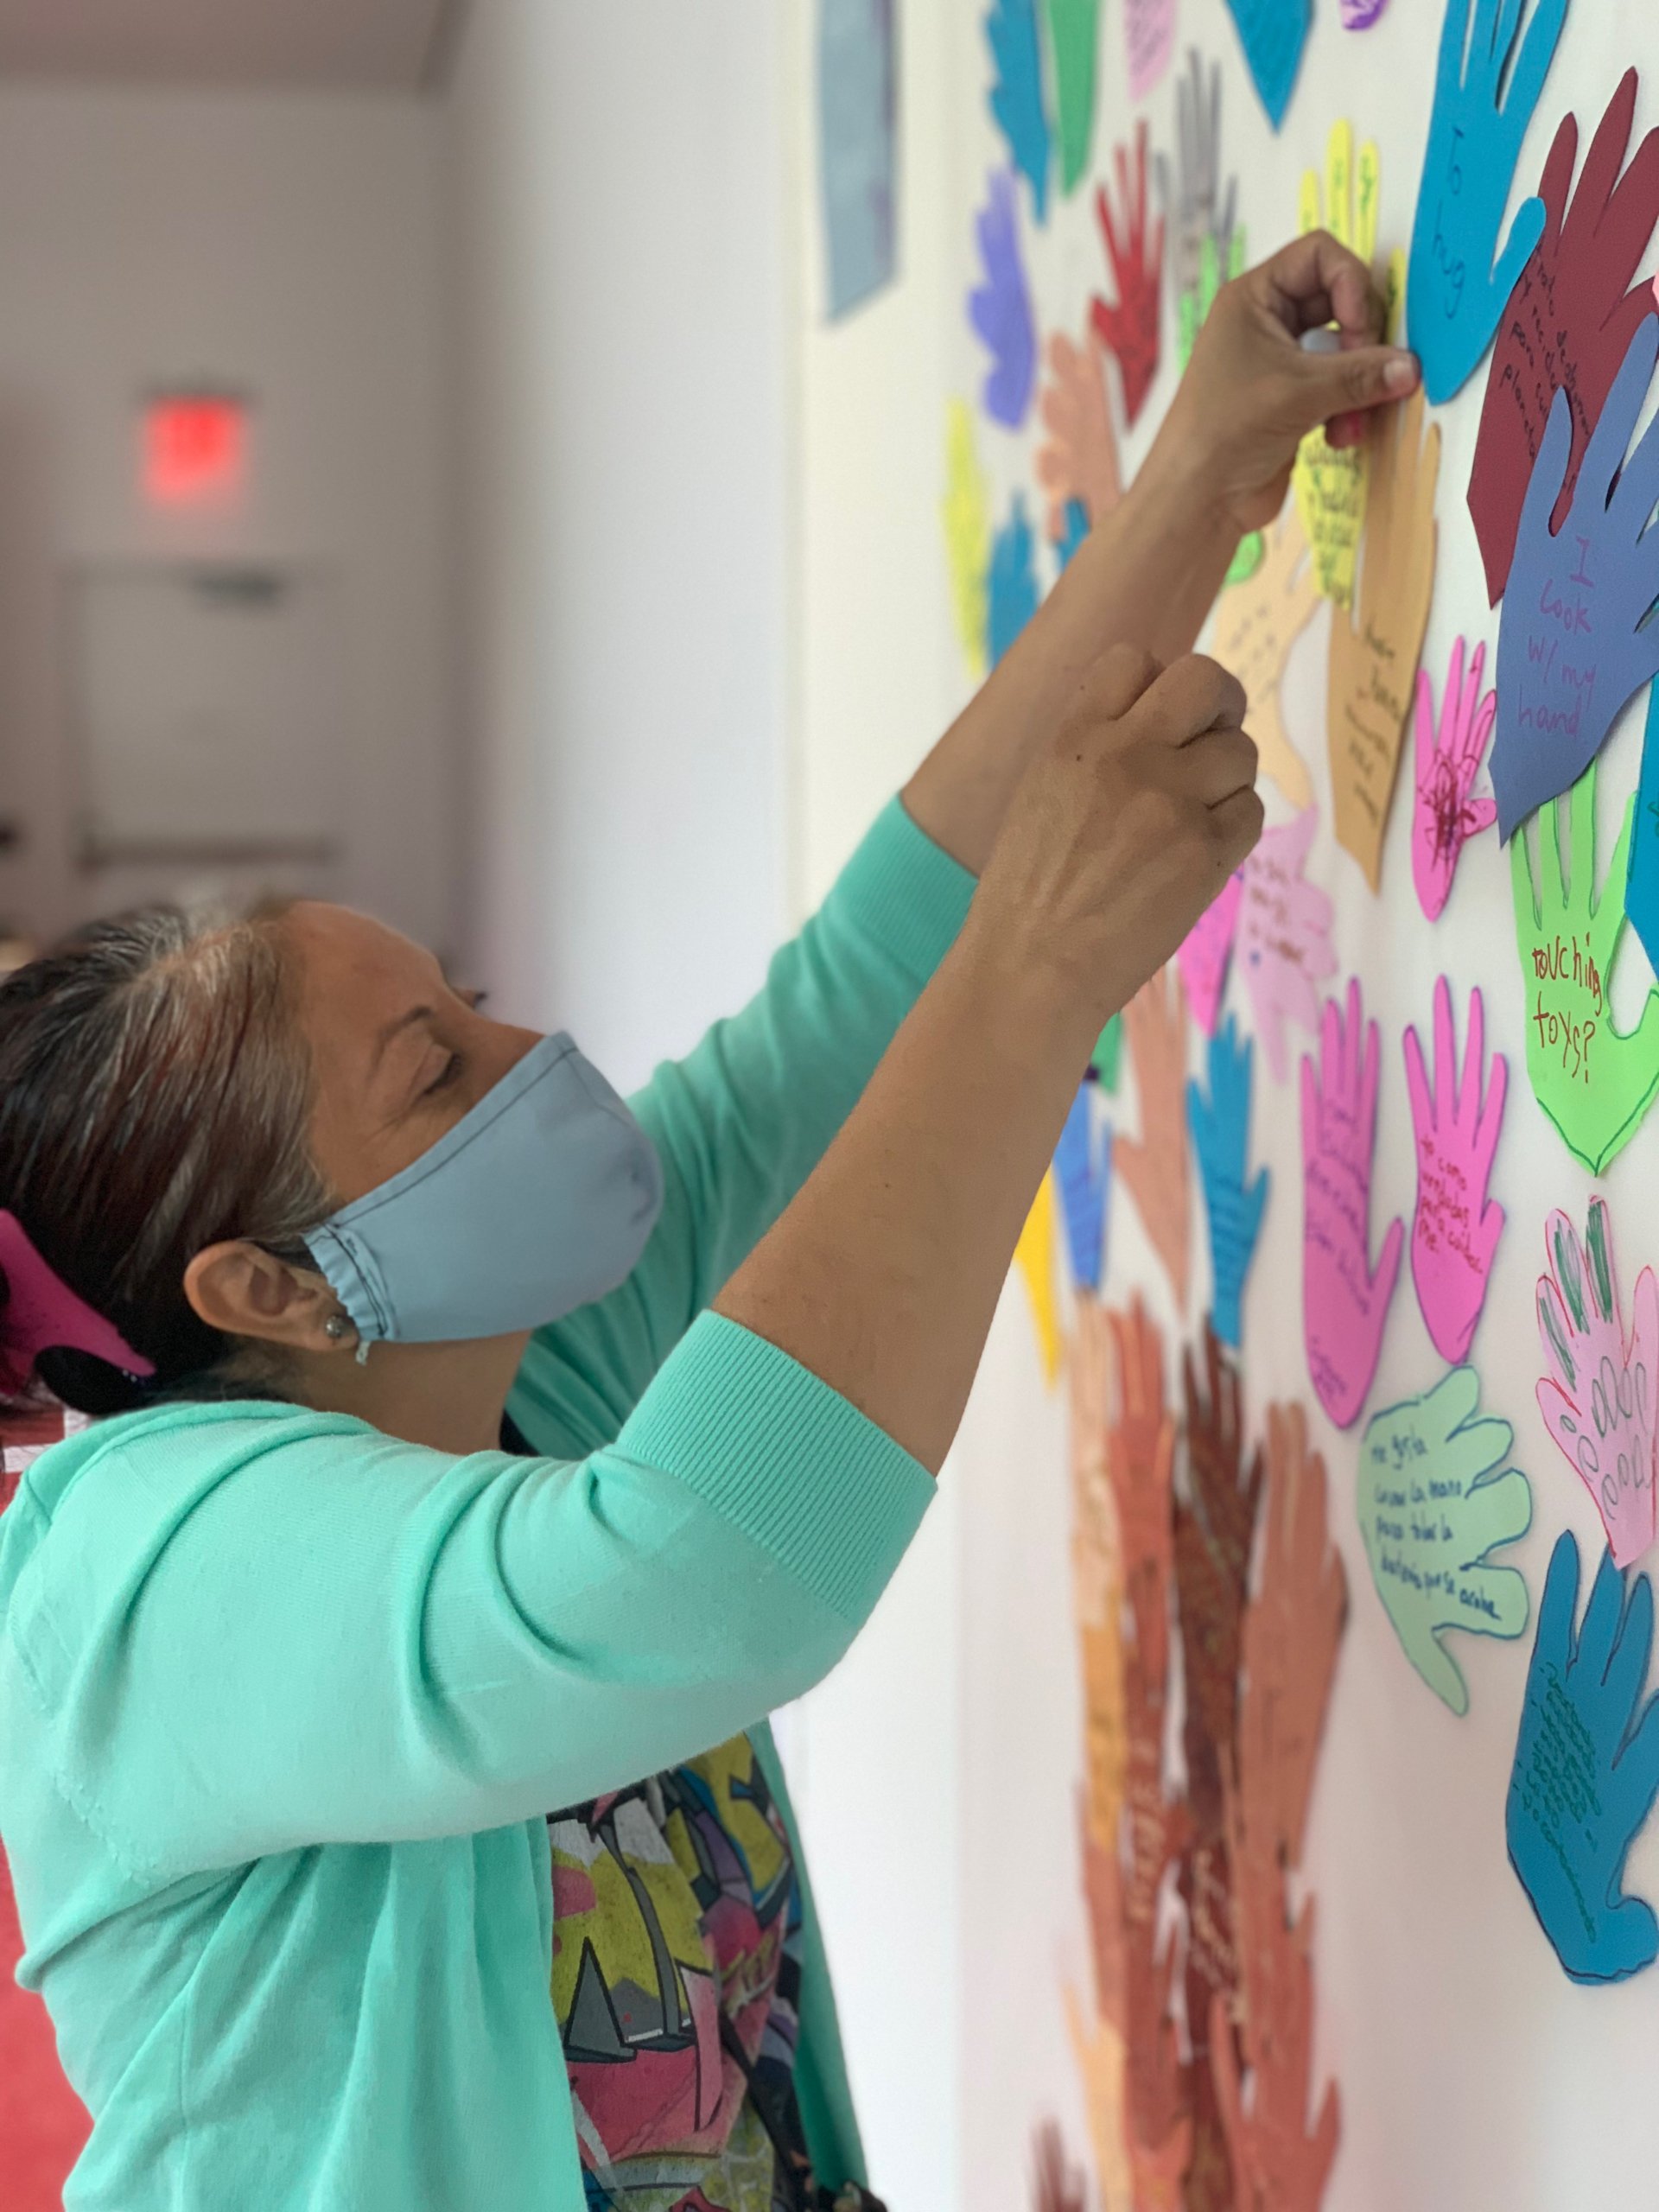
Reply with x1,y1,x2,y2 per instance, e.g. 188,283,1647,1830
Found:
0,0,462,92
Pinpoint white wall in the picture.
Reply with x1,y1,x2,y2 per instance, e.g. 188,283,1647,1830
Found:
0,85,457,955
443,0,789,1077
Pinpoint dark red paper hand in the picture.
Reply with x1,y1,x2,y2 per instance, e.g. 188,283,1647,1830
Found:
1469,68,1659,604
1092,119,1165,427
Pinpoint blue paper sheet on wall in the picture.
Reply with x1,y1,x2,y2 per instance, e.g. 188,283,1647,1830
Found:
818,0,899,321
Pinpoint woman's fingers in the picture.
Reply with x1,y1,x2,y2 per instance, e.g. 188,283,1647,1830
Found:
1254,228,1386,341
1296,340,1421,423
1184,728,1261,808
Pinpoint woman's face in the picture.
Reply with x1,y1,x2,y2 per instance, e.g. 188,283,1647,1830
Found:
283,902,542,1208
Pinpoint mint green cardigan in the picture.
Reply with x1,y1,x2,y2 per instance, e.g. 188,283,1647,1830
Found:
0,800,975,2211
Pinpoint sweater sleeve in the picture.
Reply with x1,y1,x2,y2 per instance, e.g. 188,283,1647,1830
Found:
507,798,976,1459
6,1318,932,1880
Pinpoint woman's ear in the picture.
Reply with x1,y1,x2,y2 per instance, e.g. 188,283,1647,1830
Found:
183,1242,341,1353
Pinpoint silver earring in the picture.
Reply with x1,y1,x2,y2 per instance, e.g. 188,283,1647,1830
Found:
324,1313,351,1344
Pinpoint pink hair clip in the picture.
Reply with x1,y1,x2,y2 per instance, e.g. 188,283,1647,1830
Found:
0,1211,155,1392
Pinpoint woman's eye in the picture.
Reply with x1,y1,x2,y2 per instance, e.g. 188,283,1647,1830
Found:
424,1052,464,1098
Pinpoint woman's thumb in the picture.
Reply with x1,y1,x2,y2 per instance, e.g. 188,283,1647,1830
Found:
1304,340,1421,425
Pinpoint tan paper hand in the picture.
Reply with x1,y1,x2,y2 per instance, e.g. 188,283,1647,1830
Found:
1071,1300,1129,1840
1065,1989,1134,2212
1236,1403,1349,1873
1104,1297,1177,1684
1327,384,1440,890
1118,966,1192,1311
1211,507,1322,806
1036,328,1123,545
1211,1838,1341,2212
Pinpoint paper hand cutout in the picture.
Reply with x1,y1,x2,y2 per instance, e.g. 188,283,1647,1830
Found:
1492,315,1659,839
1123,0,1176,102
1212,507,1320,806
1014,1172,1062,1384
1341,0,1392,22
1301,979,1404,1431
1119,964,1192,1313
1211,1872,1339,2212
1105,1296,1178,1678
942,399,991,679
1328,386,1440,890
1470,72,1659,605
1408,0,1571,404
1065,1993,1133,2212
1359,1367,1531,1714
1162,48,1237,308
1237,1402,1349,1871
1239,809,1337,1084
1091,1011,1123,1091
1413,635,1497,919
1055,1082,1112,1294
1536,1196,1659,1569
969,168,1038,429
1188,1016,1269,1352
1510,762,1659,1174
1031,2120,1088,2212
1046,0,1098,196
1036,331,1121,546
1404,978,1507,1366
984,0,1051,224
1222,0,1310,133
1175,1325,1263,1775
988,493,1041,666
1293,124,1383,610
1628,682,1659,983
1508,1531,1659,1983
1177,871,1243,1039
1091,121,1164,426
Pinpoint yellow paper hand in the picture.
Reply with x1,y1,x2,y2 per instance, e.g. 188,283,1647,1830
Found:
942,397,991,678
1327,382,1440,890
1211,506,1321,806
1014,1170,1064,1382
1065,1988,1135,2212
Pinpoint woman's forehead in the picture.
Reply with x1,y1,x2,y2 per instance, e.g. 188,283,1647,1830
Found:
282,904,442,1027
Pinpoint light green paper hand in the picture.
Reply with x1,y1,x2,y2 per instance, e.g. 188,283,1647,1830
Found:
1358,1366,1532,1715
1091,1012,1122,1092
1045,0,1099,196
1510,760,1659,1175
1178,231,1262,587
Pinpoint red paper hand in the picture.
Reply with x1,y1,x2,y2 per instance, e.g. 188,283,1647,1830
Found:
1469,68,1659,604
1092,119,1165,427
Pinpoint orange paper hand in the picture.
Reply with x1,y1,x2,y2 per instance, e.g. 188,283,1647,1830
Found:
1211,507,1322,808
1037,328,1123,545
1236,1403,1348,1872
1326,386,1440,890
1104,1297,1178,1682
1118,966,1192,1311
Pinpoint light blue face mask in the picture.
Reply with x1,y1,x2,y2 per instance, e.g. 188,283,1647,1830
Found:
306,1033,664,1346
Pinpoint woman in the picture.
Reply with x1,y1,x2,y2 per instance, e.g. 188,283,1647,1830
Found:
0,234,1414,2212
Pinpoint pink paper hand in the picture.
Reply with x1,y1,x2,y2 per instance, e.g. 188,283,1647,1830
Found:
1536,1197,1659,1568
1300,978,1404,1430
1403,978,1508,1365
1239,810,1338,1084
1412,635,1497,921
1178,872,1243,1039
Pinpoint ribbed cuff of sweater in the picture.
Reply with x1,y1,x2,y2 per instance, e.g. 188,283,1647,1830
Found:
818,797,977,986
615,1311,934,1627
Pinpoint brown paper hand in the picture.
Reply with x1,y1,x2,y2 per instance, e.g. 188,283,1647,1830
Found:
1211,507,1322,807
1118,967,1192,1312
1032,2118,1090,2212
1236,1402,1348,1873
1174,1323,1265,1809
1326,386,1441,891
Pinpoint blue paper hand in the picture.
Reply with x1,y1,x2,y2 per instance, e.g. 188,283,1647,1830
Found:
1054,1082,1111,1293
1629,683,1659,981
1186,1014,1269,1351
1493,316,1659,839
1222,0,1311,132
1408,0,1571,404
988,493,1040,665
969,168,1038,429
1053,498,1090,575
1507,1530,1659,1984
984,0,1051,225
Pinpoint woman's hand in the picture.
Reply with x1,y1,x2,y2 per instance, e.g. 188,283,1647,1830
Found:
969,644,1261,1031
1154,229,1420,538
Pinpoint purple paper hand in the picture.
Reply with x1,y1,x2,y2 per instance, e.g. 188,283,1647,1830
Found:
1537,1197,1659,1570
1404,978,1507,1366
969,167,1038,429
1239,810,1338,1084
1493,314,1659,840
1341,0,1391,22
1413,635,1497,920
1300,979,1404,1430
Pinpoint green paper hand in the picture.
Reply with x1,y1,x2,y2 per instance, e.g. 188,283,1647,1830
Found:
1090,1011,1122,1091
1046,0,1099,195
1358,1366,1532,1715
1176,231,1262,586
1511,760,1659,1174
